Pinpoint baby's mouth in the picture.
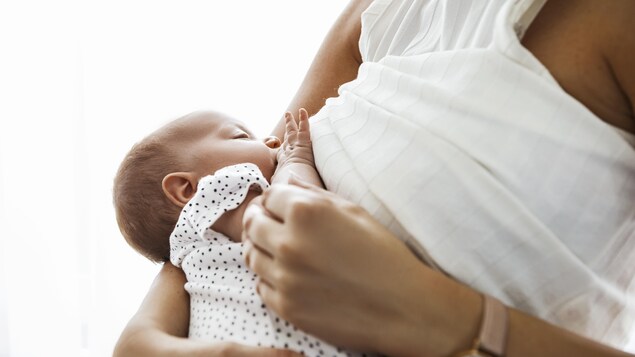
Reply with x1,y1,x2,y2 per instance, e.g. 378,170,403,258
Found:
273,148,280,166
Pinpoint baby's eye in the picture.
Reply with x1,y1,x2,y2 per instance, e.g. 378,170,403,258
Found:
233,132,250,139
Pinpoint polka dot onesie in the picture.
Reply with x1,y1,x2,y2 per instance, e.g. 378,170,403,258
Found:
170,163,377,357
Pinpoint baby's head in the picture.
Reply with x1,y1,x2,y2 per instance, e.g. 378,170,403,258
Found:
113,111,280,263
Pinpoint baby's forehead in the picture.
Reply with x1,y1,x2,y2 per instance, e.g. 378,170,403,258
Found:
180,111,234,129
166,111,245,138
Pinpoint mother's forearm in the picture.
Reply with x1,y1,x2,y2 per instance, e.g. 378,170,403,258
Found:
113,263,192,356
114,324,298,357
114,264,302,357
384,265,634,357
114,322,217,357
504,308,633,357
373,258,482,357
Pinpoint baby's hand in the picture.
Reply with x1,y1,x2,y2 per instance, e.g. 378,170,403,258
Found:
276,108,315,169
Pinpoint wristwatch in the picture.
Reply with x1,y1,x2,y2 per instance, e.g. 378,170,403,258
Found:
455,294,509,357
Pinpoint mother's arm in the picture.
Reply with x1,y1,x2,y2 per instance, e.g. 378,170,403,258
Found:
113,263,196,357
242,180,635,357
113,263,299,357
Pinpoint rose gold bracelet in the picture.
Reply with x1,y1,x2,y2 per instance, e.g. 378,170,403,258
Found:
455,294,509,357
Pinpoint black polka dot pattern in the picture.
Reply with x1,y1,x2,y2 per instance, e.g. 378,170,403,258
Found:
169,163,378,357
170,163,269,266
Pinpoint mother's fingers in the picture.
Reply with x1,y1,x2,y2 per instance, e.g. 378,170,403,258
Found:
261,184,310,221
256,280,283,318
242,239,277,286
262,179,339,221
243,202,285,256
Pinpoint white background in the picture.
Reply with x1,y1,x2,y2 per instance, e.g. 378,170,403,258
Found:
0,1,347,356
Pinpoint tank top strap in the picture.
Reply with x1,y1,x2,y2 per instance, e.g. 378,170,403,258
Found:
512,0,547,39
491,0,557,84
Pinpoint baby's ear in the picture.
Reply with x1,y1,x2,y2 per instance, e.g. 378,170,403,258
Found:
162,172,198,207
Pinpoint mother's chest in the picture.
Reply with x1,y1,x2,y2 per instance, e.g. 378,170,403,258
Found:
521,0,634,134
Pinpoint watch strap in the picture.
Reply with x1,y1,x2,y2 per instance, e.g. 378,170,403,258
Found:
455,294,509,357
478,294,509,356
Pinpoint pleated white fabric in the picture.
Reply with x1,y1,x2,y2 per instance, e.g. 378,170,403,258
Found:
311,0,635,350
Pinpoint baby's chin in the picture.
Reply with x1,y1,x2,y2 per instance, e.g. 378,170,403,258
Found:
243,188,264,212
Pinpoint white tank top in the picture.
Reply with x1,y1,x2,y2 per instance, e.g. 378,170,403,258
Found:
311,0,635,351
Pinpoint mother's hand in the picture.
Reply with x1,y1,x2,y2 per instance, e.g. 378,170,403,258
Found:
241,178,437,354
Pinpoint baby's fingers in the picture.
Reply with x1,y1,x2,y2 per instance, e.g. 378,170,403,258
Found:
298,108,310,134
284,112,298,138
285,112,298,131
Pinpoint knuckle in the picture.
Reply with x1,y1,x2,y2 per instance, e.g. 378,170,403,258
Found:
288,198,315,222
299,196,334,220
271,266,285,283
342,200,366,216
272,267,295,290
276,238,291,255
275,268,301,296
317,195,336,210
276,296,296,321
276,239,299,262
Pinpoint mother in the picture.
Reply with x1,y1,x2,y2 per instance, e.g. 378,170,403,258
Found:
114,0,635,356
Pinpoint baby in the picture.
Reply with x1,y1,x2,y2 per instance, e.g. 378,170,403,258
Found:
113,109,375,357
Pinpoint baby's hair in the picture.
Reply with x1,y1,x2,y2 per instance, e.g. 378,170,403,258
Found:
113,131,184,263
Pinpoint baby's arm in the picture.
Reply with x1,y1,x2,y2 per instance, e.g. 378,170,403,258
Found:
271,108,324,188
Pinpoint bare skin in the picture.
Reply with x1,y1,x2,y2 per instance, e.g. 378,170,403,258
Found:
521,0,635,134
114,0,635,356
243,1,635,356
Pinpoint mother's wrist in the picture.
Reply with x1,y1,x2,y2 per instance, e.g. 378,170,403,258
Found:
379,265,483,357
